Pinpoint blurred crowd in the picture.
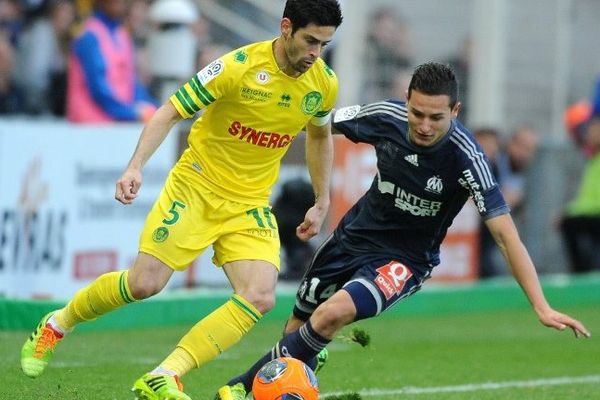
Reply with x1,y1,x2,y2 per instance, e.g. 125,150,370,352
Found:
0,0,232,119
2,1,598,277
561,85,600,275
473,125,540,278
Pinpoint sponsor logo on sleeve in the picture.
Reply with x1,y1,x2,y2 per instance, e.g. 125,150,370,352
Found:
459,169,486,212
334,105,361,123
197,59,224,85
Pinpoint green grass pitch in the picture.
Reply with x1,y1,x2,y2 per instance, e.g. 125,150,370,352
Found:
2,305,598,399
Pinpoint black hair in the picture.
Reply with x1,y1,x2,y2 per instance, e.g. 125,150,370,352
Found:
283,0,343,33
408,62,459,108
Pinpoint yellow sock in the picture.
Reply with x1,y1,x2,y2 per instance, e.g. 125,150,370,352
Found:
160,347,197,377
54,271,136,331
164,294,262,374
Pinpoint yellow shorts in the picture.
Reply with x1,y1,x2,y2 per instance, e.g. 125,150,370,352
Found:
139,164,280,271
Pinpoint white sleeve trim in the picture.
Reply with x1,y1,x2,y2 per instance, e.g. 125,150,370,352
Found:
310,111,332,127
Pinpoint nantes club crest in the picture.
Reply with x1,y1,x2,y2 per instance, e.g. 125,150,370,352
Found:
301,91,323,115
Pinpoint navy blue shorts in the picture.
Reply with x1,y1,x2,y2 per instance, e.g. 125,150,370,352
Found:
293,235,431,321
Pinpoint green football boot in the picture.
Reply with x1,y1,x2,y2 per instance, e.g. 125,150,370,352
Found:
214,382,247,400
314,348,329,374
21,311,64,378
131,373,192,400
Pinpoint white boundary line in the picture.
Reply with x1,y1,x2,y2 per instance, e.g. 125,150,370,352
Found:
323,375,600,397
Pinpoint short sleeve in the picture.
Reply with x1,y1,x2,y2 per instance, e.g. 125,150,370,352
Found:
170,50,244,118
310,63,338,126
456,143,510,220
332,103,389,144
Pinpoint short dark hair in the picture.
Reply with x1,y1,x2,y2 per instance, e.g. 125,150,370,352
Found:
408,62,459,108
283,0,343,33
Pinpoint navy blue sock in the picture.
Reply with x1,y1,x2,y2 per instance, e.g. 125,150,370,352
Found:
305,356,318,371
227,319,330,392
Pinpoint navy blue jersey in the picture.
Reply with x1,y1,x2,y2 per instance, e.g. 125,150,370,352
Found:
332,100,510,271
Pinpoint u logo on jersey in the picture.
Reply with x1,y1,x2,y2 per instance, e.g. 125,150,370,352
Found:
256,70,270,84
425,175,443,194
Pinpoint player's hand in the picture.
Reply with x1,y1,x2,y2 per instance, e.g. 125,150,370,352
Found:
538,308,591,338
115,167,142,204
296,203,328,242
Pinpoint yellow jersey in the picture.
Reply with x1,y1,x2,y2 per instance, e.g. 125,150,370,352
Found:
170,39,339,205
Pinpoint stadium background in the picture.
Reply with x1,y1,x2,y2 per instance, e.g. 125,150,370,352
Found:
1,1,600,398
2,0,600,298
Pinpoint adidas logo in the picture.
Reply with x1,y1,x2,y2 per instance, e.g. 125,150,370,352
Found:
404,154,419,166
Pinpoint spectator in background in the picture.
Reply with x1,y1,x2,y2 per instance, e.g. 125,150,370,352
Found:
363,6,412,102
0,0,24,46
444,37,472,124
196,43,231,72
389,67,413,101
124,0,151,86
560,99,600,273
66,0,158,123
591,73,600,118
565,74,600,159
474,127,509,278
0,31,23,114
498,125,540,214
74,0,92,18
564,100,594,157
16,0,75,116
474,126,539,278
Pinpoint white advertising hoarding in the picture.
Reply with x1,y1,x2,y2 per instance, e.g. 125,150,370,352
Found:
0,120,177,299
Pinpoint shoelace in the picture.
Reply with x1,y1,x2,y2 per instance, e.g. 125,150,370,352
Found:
34,325,61,358
174,375,184,391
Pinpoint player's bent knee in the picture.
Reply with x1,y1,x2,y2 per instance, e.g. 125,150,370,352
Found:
238,291,276,315
128,280,162,300
128,272,168,299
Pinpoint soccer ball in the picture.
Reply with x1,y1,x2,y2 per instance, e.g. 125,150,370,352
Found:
253,357,319,400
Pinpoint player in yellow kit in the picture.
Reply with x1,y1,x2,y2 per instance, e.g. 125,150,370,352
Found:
20,1,343,399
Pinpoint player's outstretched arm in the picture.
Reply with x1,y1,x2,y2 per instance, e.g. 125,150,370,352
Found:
484,213,591,338
115,101,182,204
297,121,333,241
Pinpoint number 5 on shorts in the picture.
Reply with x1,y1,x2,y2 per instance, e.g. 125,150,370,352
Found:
162,201,186,225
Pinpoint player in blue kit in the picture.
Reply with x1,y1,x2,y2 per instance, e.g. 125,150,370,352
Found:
215,62,590,400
